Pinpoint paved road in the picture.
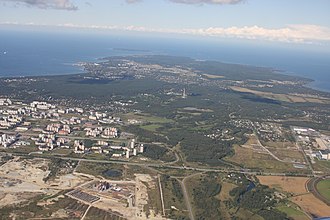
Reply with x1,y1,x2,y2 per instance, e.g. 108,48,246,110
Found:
5,151,317,178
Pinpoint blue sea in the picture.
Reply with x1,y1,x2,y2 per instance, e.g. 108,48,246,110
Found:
1,28,330,92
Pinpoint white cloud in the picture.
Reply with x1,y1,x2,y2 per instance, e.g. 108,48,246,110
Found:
168,0,244,5
2,22,330,43
125,0,243,4
181,25,330,42
0,0,78,10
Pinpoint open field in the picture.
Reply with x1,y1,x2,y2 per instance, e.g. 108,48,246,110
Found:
0,157,89,206
277,205,309,220
140,124,163,132
258,176,330,218
291,193,330,217
312,160,330,173
231,86,330,104
121,112,173,124
316,178,330,201
268,148,305,163
75,161,125,180
160,175,188,219
258,176,309,195
202,74,225,79
226,145,306,173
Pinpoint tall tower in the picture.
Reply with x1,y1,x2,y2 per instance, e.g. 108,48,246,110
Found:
182,88,187,99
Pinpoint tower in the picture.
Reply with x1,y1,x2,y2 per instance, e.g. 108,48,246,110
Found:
182,88,187,99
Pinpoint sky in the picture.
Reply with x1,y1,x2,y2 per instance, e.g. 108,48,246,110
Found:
0,0,330,44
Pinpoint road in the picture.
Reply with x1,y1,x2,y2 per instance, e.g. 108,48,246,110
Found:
5,151,316,178
254,132,286,163
178,178,195,220
158,174,166,217
81,205,91,220
289,127,315,176
178,173,204,220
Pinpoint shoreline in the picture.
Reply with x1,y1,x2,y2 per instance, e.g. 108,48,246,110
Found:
0,55,329,95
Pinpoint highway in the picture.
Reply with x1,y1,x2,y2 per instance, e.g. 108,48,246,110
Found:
7,151,316,178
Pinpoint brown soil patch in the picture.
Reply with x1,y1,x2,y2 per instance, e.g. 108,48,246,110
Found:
291,194,330,217
257,176,309,195
258,176,330,218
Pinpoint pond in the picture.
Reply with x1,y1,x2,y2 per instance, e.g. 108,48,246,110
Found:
103,169,122,178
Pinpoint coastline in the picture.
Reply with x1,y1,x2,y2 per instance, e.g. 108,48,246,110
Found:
1,54,329,95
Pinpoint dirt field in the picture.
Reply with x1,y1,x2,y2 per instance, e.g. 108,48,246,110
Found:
0,157,89,208
258,176,330,218
203,74,225,79
218,182,236,201
291,194,330,217
258,176,309,195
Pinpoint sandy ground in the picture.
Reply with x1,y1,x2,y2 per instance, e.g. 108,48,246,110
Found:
0,157,88,208
134,174,166,220
0,158,168,219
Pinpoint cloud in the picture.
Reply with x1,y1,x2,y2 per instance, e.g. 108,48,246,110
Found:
183,25,330,42
124,0,243,4
2,22,330,44
125,0,142,3
0,0,78,10
59,23,330,43
168,0,244,5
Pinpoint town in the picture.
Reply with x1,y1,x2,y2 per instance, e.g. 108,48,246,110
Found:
0,98,144,159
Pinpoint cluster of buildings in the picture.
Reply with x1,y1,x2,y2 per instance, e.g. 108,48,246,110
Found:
0,115,23,129
317,150,330,160
0,98,12,106
32,134,70,151
0,98,147,160
229,119,287,142
46,124,71,135
74,140,85,153
0,133,17,148
73,138,144,159
85,127,119,138
293,127,330,161
94,181,122,192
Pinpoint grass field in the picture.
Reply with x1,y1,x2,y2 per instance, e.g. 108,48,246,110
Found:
316,179,330,201
121,112,173,124
75,161,124,179
312,160,330,173
258,175,330,218
160,176,188,219
231,86,330,104
277,205,309,220
226,145,304,173
140,124,163,132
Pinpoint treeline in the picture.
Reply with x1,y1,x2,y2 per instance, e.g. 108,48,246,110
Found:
125,125,167,143
166,129,234,166
191,174,222,220
230,183,290,220
143,144,175,162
